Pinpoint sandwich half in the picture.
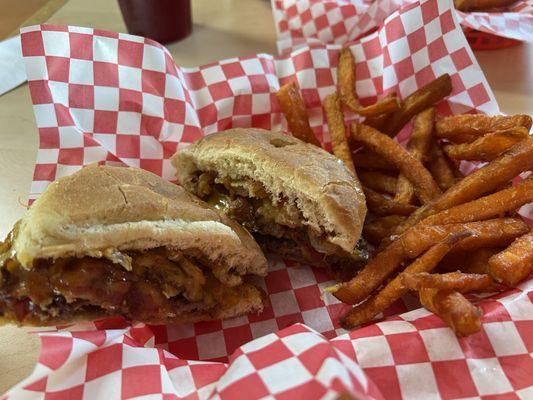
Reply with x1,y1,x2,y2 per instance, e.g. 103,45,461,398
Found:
0,165,267,325
172,128,368,278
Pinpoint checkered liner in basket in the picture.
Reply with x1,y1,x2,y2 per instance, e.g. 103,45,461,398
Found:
4,0,532,398
272,0,533,53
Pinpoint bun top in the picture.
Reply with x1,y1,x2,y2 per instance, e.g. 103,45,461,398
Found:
11,165,267,278
172,128,367,252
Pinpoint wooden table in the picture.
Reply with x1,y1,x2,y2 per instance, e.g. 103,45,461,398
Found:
0,0,531,394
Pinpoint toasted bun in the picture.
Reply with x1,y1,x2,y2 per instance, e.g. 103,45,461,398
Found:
172,128,367,253
12,165,267,282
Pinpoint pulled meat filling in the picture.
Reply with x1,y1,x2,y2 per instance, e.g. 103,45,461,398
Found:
198,172,311,237
193,172,367,273
0,246,242,324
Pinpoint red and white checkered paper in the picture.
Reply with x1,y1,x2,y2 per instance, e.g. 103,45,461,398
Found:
272,0,533,53
4,0,532,398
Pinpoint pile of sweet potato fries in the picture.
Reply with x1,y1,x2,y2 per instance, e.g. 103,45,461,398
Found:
276,47,533,336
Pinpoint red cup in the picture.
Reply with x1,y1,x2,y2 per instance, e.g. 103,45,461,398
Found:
118,0,192,44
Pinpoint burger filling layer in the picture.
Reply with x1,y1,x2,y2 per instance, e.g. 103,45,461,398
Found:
0,241,251,324
193,172,367,273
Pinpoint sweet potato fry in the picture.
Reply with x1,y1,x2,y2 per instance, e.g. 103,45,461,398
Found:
383,74,452,137
276,82,321,146
488,230,533,286
341,233,468,328
362,186,418,216
332,218,528,304
337,48,358,110
443,127,529,162
393,137,533,235
466,248,502,274
357,170,398,195
395,108,435,204
364,113,389,131
398,218,528,259
351,123,442,203
438,247,501,274
355,95,400,117
324,92,355,175
455,0,523,12
419,288,481,336
401,272,501,293
336,393,357,400
337,48,400,117
363,215,406,245
421,176,533,226
363,93,399,130
428,139,459,191
352,149,396,171
435,114,532,143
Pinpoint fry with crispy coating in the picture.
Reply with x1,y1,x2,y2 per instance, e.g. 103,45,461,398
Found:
419,288,481,336
393,137,533,236
401,272,501,293
357,170,398,195
336,393,358,400
455,0,522,12
395,108,435,204
276,82,321,146
323,92,355,175
362,186,418,216
351,123,442,203
341,232,468,328
332,218,528,304
355,94,400,117
488,230,533,286
352,149,396,171
443,127,529,162
398,218,528,258
428,139,459,191
337,48,400,117
383,74,452,137
363,93,399,130
438,247,501,274
364,113,389,131
363,215,406,245
337,48,358,111
405,218,528,254
466,248,502,274
435,113,532,143
421,176,533,226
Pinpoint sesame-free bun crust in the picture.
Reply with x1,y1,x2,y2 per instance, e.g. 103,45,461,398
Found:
172,128,367,253
12,165,267,283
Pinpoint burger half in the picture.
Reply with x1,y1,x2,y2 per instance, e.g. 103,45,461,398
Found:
0,165,267,325
172,128,368,278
